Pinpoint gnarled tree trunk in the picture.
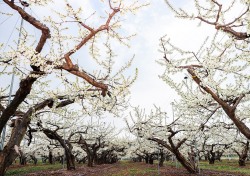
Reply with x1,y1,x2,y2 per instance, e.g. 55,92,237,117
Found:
234,141,249,167
149,136,198,174
87,152,94,167
0,116,29,175
208,151,215,164
39,126,76,170
174,149,198,174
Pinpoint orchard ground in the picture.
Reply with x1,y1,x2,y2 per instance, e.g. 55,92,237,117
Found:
6,160,250,176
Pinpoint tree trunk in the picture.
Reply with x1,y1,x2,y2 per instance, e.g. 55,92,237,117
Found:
215,151,223,162
0,97,61,175
159,152,165,167
237,149,248,167
30,155,38,165
42,156,48,163
239,158,246,166
208,151,215,164
49,150,53,164
174,150,198,174
41,126,76,170
0,117,29,176
204,155,208,161
145,156,149,164
149,157,154,164
238,141,249,167
87,154,94,167
0,148,18,176
149,137,198,174
65,149,75,170
58,144,75,169
208,153,215,164
19,156,27,165
209,158,215,164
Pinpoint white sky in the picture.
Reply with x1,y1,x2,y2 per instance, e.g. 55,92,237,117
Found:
0,0,245,131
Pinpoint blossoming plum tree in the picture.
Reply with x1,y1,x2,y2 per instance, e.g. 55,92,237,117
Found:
0,0,147,175
159,0,250,139
126,107,202,173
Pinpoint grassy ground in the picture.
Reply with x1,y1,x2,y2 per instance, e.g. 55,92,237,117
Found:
165,159,250,175
199,160,250,175
6,163,64,176
5,159,250,176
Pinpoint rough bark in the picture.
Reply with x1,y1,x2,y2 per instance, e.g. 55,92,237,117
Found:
0,116,29,175
39,126,76,170
174,149,198,173
234,141,249,167
0,76,36,134
149,137,198,174
79,136,103,167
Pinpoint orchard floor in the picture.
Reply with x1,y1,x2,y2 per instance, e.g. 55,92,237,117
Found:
7,160,250,176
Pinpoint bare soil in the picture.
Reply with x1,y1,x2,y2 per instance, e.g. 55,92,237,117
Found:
13,161,250,176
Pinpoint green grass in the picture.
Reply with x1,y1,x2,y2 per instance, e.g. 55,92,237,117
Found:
199,160,250,175
128,167,157,175
165,159,250,175
107,160,250,176
5,163,64,176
